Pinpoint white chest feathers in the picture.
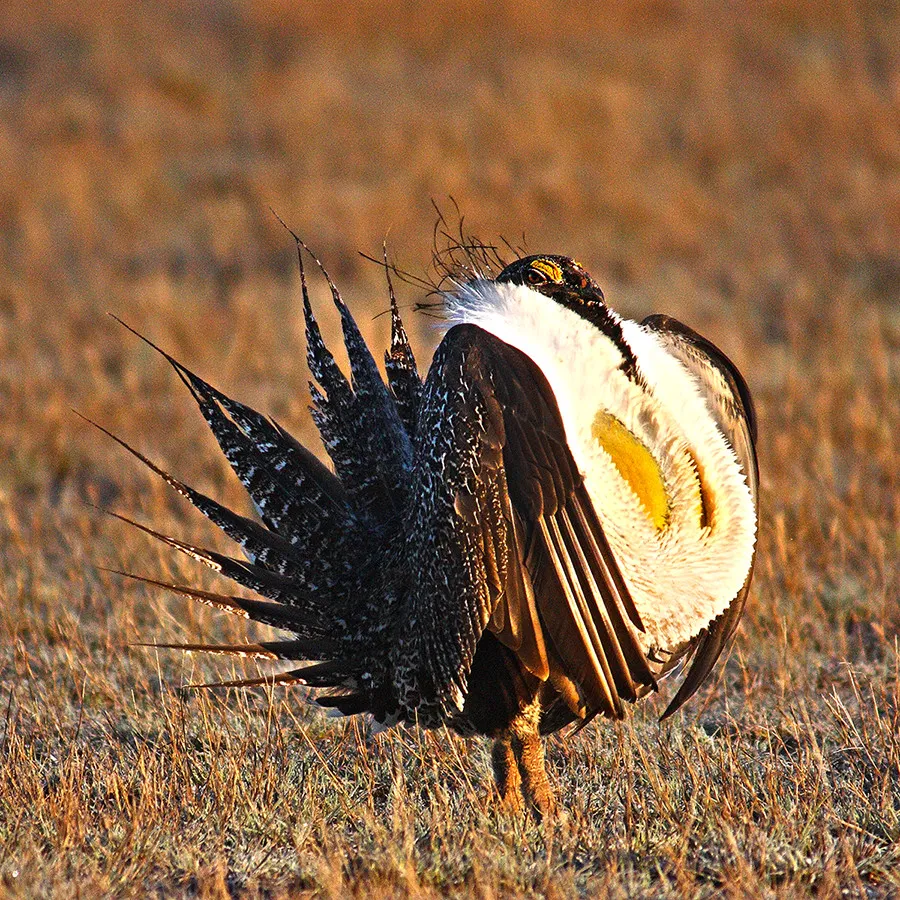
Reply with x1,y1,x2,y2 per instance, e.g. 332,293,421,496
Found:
446,280,757,651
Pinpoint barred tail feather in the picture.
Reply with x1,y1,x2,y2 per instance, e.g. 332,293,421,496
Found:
103,569,332,636
296,243,417,525
83,415,323,585
383,249,422,435
187,660,353,691
134,639,336,660
109,317,358,577
101,245,427,723
96,511,309,606
171,361,352,522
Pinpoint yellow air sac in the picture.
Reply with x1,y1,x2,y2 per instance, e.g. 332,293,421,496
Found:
592,411,669,531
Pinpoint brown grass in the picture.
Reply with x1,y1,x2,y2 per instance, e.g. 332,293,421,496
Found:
0,0,898,896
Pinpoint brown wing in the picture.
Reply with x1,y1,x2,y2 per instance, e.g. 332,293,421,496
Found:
642,314,759,718
403,324,656,722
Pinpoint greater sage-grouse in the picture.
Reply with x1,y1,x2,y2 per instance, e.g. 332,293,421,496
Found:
103,251,758,816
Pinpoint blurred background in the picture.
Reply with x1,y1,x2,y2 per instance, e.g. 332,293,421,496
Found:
0,0,897,892
2,0,895,607
0,0,896,462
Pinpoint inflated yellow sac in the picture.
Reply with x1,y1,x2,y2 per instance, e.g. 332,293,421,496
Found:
592,410,670,531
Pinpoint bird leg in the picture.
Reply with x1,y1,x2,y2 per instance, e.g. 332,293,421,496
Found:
491,734,524,813
495,697,556,818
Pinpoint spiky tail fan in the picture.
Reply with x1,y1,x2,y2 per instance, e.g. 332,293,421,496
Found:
103,248,421,722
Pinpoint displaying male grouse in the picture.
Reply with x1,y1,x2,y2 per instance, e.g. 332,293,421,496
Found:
101,250,758,816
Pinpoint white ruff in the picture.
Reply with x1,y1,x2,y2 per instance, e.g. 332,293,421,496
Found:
445,280,757,651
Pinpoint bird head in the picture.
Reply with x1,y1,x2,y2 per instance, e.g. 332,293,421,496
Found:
496,255,605,308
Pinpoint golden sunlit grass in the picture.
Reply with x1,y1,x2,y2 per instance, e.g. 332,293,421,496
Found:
0,0,898,896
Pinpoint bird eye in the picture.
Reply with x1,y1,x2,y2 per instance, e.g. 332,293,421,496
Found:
526,267,549,286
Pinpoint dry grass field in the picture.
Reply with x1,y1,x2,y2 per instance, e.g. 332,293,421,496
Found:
0,0,898,896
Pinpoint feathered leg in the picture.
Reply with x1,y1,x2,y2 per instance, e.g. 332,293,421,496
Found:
491,735,524,813
509,697,556,818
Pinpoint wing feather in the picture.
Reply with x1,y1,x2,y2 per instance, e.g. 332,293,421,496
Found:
642,314,759,718
401,324,656,721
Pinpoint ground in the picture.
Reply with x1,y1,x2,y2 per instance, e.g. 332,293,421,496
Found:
0,1,898,896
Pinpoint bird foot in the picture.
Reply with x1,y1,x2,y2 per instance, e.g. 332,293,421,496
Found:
492,735,525,814
493,700,560,821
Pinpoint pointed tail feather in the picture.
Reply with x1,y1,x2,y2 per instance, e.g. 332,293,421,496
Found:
94,509,308,605
292,232,396,415
290,240,416,525
180,380,349,550
186,671,310,690
111,315,344,512
385,294,422,435
186,659,351,691
166,349,352,523
381,242,422,435
109,317,360,590
314,692,373,716
81,414,333,588
298,258,353,407
316,245,414,471
133,639,333,660
103,568,334,639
